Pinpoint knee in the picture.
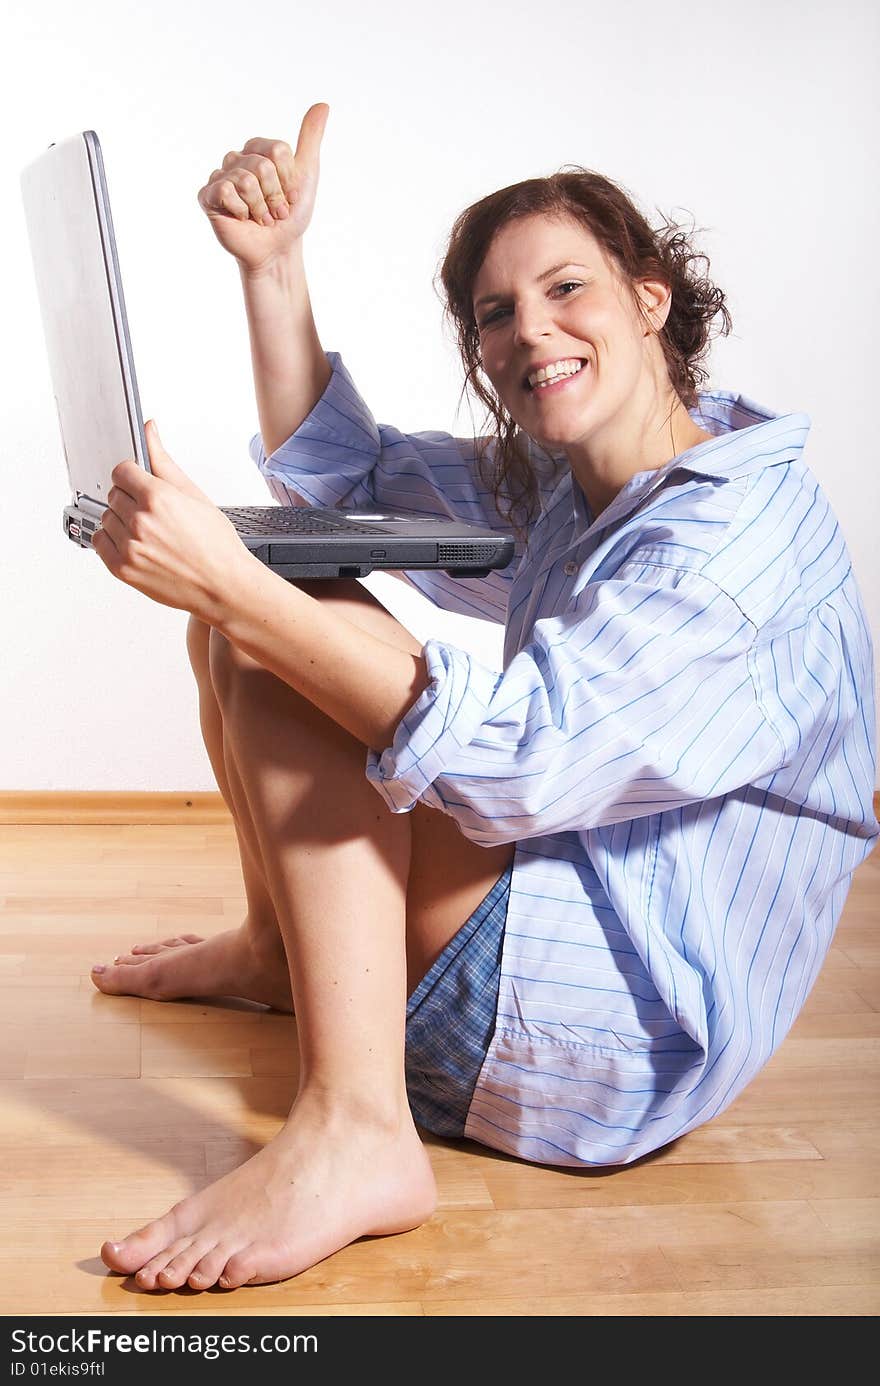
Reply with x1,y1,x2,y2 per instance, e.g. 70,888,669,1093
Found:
204,580,353,698
206,625,277,710
207,625,242,702
185,614,211,682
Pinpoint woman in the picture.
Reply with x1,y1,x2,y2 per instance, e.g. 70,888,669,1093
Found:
90,102,878,1291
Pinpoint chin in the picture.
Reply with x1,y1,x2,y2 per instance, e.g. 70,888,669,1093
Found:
534,422,590,452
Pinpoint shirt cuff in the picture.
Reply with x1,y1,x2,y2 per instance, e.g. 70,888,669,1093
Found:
364,637,502,816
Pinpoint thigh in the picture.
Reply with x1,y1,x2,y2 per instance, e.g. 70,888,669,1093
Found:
256,580,514,983
199,581,514,985
405,802,515,991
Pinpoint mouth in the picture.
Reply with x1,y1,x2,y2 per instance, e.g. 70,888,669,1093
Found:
523,359,589,395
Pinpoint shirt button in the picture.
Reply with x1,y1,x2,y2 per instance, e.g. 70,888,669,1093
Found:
564,560,578,576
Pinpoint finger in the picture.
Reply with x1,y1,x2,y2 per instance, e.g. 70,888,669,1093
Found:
200,164,271,225
144,421,210,502
92,520,120,559
198,174,250,223
221,150,286,208
293,103,329,175
105,484,137,521
110,460,151,501
239,138,298,205
97,508,128,548
218,153,281,226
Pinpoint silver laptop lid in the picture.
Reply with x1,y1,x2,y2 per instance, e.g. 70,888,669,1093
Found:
20,131,148,512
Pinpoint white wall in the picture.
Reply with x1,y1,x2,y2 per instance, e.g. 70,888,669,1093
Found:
3,0,878,790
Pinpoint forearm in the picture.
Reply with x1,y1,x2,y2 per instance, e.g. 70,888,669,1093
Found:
239,244,332,468
216,557,431,752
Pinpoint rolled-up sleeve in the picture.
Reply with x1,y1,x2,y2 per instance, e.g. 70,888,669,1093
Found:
248,351,532,623
249,351,391,510
366,560,785,846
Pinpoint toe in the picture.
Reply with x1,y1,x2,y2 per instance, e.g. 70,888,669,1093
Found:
135,1237,195,1291
91,964,121,993
188,1243,237,1290
91,958,160,997
219,1245,284,1289
156,1239,206,1290
101,1211,183,1275
126,936,204,959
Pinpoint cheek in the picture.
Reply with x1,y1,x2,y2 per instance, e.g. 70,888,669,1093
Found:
477,345,509,394
490,368,520,406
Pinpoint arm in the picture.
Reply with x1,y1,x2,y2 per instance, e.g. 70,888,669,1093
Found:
238,243,331,470
364,564,783,846
196,107,333,489
94,427,430,753
250,351,536,624
214,557,431,751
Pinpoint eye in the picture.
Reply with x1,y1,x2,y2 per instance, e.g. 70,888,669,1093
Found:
479,279,582,328
479,305,511,327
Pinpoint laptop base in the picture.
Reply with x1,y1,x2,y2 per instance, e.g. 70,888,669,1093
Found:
63,504,493,579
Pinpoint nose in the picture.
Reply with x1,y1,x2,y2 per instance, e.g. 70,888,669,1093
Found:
512,298,553,347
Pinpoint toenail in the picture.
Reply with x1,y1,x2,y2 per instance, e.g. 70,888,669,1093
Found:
92,965,106,975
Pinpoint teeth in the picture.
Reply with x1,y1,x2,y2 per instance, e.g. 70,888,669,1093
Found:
528,359,585,389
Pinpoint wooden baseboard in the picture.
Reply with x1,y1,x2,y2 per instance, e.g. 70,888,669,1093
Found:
0,790,878,827
0,792,231,825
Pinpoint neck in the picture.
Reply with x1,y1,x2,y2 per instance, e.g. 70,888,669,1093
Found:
565,389,713,519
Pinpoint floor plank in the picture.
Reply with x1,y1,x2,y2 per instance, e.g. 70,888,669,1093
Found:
1,822,877,1316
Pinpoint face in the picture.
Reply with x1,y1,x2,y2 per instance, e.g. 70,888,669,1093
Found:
472,212,672,455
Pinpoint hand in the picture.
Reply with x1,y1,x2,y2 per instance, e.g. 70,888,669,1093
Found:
197,103,330,274
92,420,255,624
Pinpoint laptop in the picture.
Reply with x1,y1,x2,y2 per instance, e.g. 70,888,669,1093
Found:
19,130,515,581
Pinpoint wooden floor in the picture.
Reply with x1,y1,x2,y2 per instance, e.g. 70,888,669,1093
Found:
0,820,877,1317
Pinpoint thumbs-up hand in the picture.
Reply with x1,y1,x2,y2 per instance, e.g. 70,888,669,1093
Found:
196,103,330,274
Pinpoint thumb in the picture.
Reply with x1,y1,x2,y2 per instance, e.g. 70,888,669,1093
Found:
294,102,330,172
145,420,208,501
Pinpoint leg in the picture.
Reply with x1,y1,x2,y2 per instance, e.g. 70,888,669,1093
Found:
91,614,292,1010
98,582,513,1290
93,582,512,1007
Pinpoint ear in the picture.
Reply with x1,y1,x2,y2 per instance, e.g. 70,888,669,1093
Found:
635,277,673,335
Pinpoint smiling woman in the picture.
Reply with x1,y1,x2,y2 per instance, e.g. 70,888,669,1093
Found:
90,103,878,1294
439,169,728,525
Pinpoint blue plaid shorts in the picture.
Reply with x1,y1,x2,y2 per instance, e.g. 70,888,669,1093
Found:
404,861,513,1139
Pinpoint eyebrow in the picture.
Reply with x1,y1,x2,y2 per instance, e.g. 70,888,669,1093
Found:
474,262,589,312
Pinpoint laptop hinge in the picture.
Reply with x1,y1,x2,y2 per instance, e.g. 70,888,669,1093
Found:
75,495,107,520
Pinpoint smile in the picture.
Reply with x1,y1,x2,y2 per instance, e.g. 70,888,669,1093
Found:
524,359,589,395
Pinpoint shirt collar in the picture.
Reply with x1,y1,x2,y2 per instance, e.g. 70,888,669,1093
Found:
559,389,813,539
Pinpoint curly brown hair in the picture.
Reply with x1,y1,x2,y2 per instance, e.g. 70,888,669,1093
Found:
435,167,733,544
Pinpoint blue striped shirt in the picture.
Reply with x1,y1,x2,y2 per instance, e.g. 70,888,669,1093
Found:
249,351,879,1167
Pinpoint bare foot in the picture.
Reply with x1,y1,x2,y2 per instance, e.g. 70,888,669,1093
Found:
100,1093,437,1289
89,924,293,1012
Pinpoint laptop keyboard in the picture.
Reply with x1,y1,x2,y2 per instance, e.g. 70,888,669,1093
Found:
221,506,389,537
